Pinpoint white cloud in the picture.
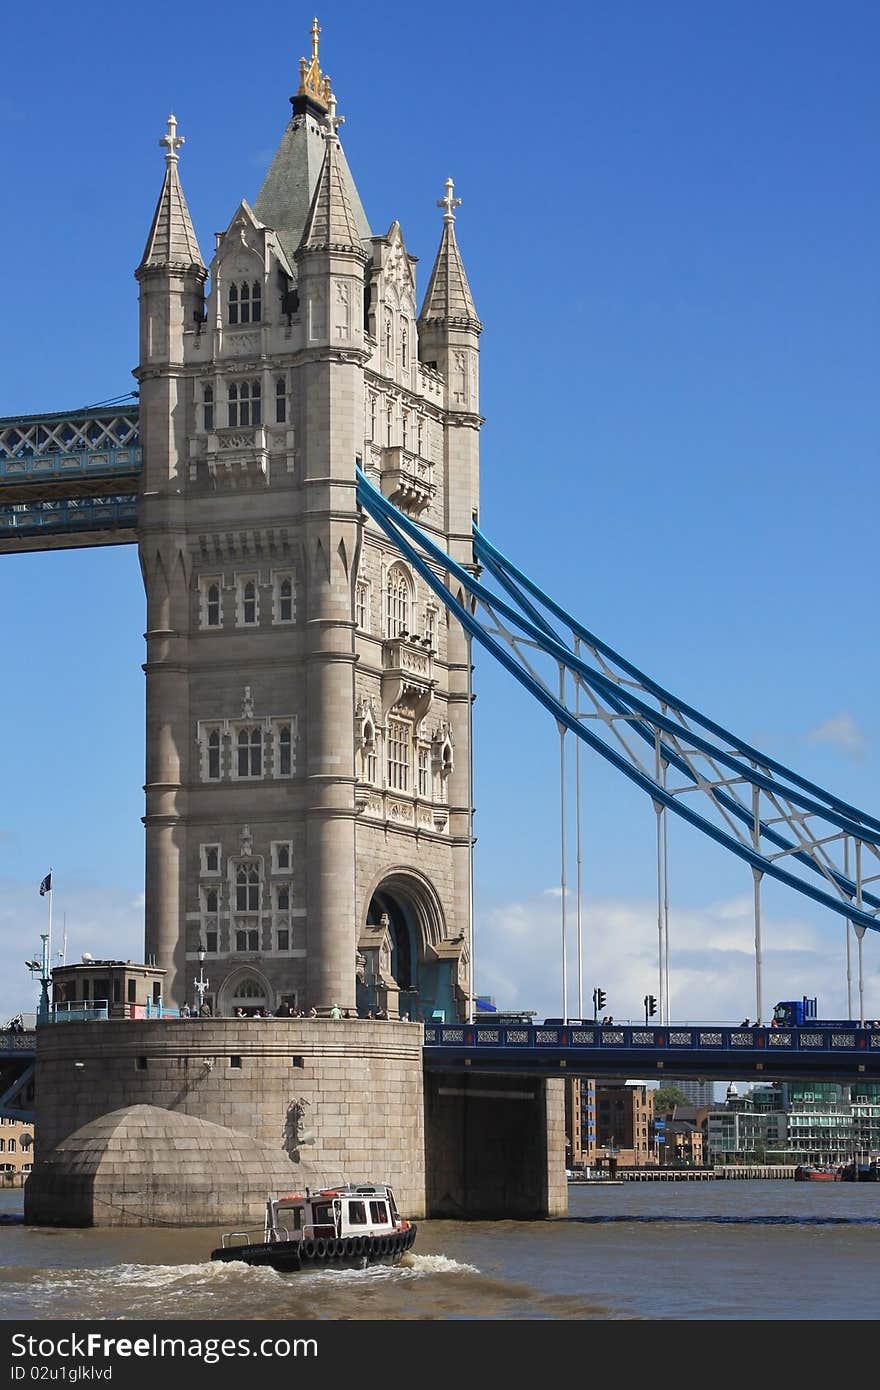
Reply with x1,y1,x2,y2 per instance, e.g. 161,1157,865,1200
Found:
474,890,865,1027
806,712,868,760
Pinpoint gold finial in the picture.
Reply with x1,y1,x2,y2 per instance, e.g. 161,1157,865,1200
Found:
297,16,329,110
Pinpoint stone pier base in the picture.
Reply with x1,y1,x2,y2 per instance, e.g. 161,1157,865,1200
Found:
26,1018,426,1225
424,1072,568,1218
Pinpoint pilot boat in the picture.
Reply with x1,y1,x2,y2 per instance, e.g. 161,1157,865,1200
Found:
210,1183,417,1272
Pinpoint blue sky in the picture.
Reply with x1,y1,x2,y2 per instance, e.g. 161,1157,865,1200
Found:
1,1,878,1031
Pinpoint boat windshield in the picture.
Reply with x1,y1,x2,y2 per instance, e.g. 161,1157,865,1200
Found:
273,1201,304,1234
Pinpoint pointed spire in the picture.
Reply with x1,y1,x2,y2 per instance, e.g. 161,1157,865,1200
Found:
297,111,366,255
138,114,205,273
418,178,481,330
297,16,331,111
254,19,370,261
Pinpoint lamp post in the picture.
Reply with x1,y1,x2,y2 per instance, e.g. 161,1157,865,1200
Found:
26,933,51,1019
194,947,210,1014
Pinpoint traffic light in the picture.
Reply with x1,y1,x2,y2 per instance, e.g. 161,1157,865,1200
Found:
594,987,607,1014
646,994,657,1018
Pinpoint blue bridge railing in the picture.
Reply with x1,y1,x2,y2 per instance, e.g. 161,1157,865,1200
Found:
0,496,138,538
422,1021,880,1078
0,445,141,485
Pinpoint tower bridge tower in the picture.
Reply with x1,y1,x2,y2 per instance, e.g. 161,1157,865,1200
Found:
134,21,482,1019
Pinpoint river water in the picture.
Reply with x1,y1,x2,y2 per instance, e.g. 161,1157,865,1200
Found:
1,1181,878,1322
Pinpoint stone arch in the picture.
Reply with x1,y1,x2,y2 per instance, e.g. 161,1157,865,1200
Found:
360,867,457,1022
217,964,274,1017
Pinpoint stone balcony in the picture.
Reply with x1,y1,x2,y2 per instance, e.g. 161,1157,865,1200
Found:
381,636,435,721
380,447,435,515
201,425,269,485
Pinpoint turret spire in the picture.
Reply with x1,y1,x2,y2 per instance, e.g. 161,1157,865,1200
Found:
138,113,204,273
418,177,480,330
298,117,365,254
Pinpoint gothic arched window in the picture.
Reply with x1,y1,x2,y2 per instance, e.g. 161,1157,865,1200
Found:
385,564,411,638
275,377,286,423
206,583,220,627
233,975,263,998
235,865,260,913
242,580,257,625
279,577,293,622
207,729,221,780
401,321,408,369
203,384,214,431
278,723,292,776
228,283,239,324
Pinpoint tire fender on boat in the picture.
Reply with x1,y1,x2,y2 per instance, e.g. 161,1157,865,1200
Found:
302,1240,316,1259
315,1238,327,1259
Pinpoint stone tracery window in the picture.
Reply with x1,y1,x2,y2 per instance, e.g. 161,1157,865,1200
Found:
235,863,260,913
278,577,293,623
356,580,370,631
228,281,262,325
385,563,411,638
242,580,257,625
207,729,221,780
235,574,260,626
237,727,262,778
228,380,261,427
206,583,221,627
387,719,410,791
418,745,430,797
277,723,292,776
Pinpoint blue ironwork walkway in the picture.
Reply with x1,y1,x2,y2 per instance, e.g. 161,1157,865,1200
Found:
0,402,140,552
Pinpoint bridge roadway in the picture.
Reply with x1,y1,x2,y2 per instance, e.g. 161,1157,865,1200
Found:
4,1017,880,1126
421,1019,880,1082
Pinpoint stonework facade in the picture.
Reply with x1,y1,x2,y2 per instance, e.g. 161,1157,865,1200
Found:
134,33,481,1020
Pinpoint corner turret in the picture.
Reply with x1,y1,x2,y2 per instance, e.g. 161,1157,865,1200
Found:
135,115,207,370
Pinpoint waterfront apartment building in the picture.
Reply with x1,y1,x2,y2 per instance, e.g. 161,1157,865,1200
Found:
706,1080,880,1166
568,1080,655,1168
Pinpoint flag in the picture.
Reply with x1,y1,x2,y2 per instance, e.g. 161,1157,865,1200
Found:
39,873,52,896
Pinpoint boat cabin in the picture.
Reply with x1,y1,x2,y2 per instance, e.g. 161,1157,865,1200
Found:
265,1184,402,1244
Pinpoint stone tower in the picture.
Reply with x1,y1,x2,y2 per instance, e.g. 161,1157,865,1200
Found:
134,21,482,1020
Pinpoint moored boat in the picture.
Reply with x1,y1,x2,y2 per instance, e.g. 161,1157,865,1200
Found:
794,1164,841,1182
838,1161,880,1183
210,1183,416,1272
